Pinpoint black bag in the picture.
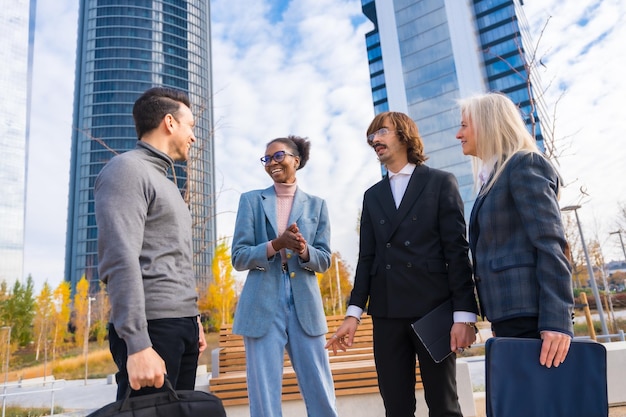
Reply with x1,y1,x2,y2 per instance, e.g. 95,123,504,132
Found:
485,337,608,417
86,378,227,417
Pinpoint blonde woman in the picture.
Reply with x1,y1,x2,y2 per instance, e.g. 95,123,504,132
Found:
456,92,574,368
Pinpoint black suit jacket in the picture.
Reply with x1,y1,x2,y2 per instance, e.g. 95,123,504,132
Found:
349,164,478,318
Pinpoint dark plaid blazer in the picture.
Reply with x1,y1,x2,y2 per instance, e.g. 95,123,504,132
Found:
469,151,574,335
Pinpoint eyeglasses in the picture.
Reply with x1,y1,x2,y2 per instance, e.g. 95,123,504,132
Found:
367,128,398,145
260,150,296,165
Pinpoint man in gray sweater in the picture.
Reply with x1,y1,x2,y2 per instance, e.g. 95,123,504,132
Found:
95,87,206,399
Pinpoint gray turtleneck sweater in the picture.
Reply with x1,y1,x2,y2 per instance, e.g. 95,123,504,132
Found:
95,141,198,355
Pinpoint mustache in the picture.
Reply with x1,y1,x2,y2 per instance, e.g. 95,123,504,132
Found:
372,142,387,151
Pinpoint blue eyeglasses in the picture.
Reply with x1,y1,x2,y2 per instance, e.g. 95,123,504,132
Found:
260,150,296,166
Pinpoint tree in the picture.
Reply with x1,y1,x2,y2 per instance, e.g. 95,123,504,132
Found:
50,281,71,363
33,282,54,361
0,276,35,347
94,282,110,347
483,15,576,165
199,239,237,330
562,213,585,288
588,238,617,331
73,276,90,349
318,252,353,316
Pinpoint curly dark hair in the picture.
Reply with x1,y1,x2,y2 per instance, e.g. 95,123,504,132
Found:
266,135,311,170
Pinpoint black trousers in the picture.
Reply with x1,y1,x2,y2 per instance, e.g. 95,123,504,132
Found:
372,317,462,417
109,316,199,400
491,316,541,339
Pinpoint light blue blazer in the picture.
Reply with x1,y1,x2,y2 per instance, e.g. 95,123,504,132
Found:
231,186,332,338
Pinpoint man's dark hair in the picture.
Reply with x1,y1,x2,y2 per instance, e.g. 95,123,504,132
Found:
132,87,191,139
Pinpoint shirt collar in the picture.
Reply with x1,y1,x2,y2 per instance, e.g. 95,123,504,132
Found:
388,163,416,178
479,157,497,184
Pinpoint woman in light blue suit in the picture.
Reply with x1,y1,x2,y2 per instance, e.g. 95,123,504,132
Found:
456,93,574,368
231,136,338,417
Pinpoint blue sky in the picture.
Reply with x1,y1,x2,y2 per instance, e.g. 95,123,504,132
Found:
23,0,626,290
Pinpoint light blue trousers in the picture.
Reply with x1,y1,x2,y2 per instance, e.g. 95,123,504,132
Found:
243,271,338,417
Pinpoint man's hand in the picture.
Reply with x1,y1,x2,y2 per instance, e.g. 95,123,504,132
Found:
450,322,477,354
127,347,167,390
325,316,359,355
198,317,207,356
539,330,571,368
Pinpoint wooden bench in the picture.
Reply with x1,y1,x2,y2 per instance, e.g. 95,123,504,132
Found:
209,314,422,406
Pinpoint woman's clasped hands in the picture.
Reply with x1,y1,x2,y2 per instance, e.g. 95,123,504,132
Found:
272,223,307,255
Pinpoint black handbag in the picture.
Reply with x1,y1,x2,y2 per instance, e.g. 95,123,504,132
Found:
86,378,227,417
485,337,608,417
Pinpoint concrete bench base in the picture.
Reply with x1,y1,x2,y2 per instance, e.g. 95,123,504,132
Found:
605,341,626,405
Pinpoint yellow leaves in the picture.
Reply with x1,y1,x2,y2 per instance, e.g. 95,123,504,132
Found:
73,276,90,350
199,239,237,329
318,252,353,316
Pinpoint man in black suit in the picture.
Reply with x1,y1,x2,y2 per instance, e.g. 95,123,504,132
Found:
327,112,478,417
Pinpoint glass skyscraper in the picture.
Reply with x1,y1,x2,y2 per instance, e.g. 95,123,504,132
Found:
0,0,36,284
362,0,550,216
65,0,216,292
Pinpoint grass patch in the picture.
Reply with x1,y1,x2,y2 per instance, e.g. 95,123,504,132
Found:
6,332,220,382
1,405,64,417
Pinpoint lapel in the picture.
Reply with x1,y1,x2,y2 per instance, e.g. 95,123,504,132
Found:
394,165,429,223
288,188,306,225
375,165,429,240
261,186,279,239
469,170,495,250
376,176,397,224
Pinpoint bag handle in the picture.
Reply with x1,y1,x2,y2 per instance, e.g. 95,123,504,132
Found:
119,375,180,411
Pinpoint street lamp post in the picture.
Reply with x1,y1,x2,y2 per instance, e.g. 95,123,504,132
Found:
84,296,96,386
609,230,626,263
561,205,609,336
335,257,343,312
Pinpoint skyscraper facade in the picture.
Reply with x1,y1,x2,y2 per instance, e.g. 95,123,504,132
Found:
362,0,550,215
0,0,37,284
66,0,216,292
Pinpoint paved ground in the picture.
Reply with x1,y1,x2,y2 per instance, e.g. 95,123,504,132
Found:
1,378,116,415
2,358,625,416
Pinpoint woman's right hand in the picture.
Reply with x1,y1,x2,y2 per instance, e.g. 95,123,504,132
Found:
272,223,306,253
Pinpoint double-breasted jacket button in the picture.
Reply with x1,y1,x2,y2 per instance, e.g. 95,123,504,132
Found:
404,241,410,246
385,264,391,270
386,243,391,248
406,262,412,268
380,219,386,224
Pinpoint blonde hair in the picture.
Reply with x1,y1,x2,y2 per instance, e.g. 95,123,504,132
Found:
458,92,540,195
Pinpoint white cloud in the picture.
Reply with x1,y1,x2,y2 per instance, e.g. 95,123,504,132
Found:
523,0,626,257
23,0,626,291
210,0,379,282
